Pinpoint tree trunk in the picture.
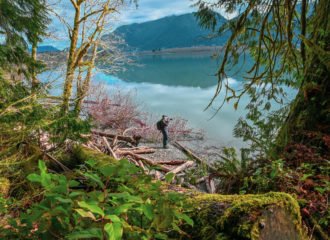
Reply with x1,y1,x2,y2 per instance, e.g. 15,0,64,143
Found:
31,42,39,90
74,43,98,116
276,66,330,150
61,6,81,114
276,0,330,152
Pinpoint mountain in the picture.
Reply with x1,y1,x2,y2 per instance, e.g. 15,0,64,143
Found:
113,13,229,51
37,45,60,53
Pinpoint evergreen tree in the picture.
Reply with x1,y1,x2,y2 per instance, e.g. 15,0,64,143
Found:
0,0,49,79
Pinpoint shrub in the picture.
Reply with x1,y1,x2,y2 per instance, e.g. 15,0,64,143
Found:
0,160,193,239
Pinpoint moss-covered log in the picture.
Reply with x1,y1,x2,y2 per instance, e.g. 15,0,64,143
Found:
0,177,10,196
73,146,306,240
186,193,305,240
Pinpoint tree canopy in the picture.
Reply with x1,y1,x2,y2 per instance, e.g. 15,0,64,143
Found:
194,0,329,112
0,0,49,77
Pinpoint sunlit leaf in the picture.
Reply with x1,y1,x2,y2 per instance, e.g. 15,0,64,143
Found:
78,201,104,217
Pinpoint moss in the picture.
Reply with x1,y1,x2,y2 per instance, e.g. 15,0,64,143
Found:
0,177,10,196
70,145,117,165
187,192,305,240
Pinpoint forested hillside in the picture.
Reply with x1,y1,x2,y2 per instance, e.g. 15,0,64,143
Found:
114,13,229,50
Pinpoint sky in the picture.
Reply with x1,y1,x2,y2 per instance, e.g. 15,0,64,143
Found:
119,0,237,24
43,0,237,49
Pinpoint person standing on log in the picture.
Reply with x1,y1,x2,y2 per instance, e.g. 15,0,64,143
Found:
157,115,171,149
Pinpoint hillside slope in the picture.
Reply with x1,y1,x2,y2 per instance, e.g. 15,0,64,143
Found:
114,13,229,51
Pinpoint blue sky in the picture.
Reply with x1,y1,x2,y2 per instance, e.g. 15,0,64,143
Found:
119,0,196,24
43,0,236,49
119,0,237,24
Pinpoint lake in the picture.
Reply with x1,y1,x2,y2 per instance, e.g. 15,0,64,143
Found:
44,52,294,149
95,53,254,148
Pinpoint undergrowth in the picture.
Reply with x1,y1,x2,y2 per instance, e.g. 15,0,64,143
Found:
0,159,193,239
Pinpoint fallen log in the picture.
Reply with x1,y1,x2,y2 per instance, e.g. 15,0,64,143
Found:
116,148,155,155
116,151,172,172
165,161,194,175
92,130,141,146
154,160,186,165
137,160,147,173
205,177,216,194
196,176,207,184
102,137,118,160
118,146,149,150
86,141,102,152
187,192,305,240
174,141,217,172
111,134,118,148
44,152,71,172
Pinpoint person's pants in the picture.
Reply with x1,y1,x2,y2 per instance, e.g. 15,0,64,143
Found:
161,129,168,147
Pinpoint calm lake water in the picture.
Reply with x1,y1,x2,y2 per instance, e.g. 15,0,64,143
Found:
44,52,294,149
97,53,253,148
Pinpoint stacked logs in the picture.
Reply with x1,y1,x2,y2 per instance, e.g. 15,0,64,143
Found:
39,128,217,193
82,130,196,181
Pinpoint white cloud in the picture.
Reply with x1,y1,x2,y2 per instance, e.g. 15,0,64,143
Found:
42,0,237,49
118,0,195,24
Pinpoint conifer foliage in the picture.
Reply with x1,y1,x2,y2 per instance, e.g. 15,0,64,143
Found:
0,0,49,76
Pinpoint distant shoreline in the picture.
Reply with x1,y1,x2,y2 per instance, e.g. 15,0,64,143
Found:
39,46,224,68
134,46,223,56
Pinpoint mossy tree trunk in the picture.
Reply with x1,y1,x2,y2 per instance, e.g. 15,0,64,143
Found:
61,2,81,114
74,42,98,116
60,0,117,115
276,0,330,151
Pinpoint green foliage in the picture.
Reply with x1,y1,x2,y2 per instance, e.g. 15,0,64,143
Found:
0,79,51,177
212,147,293,194
195,0,311,112
0,78,90,186
47,111,91,145
234,105,290,159
0,160,193,239
0,0,49,76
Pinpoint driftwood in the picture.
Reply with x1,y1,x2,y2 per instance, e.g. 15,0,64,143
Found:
87,132,217,192
181,182,198,190
116,148,155,155
196,176,207,184
44,152,71,172
154,160,186,165
102,137,118,160
86,141,102,152
117,151,172,172
174,141,217,172
137,160,147,173
205,177,216,194
165,161,194,175
111,135,118,148
92,130,141,146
